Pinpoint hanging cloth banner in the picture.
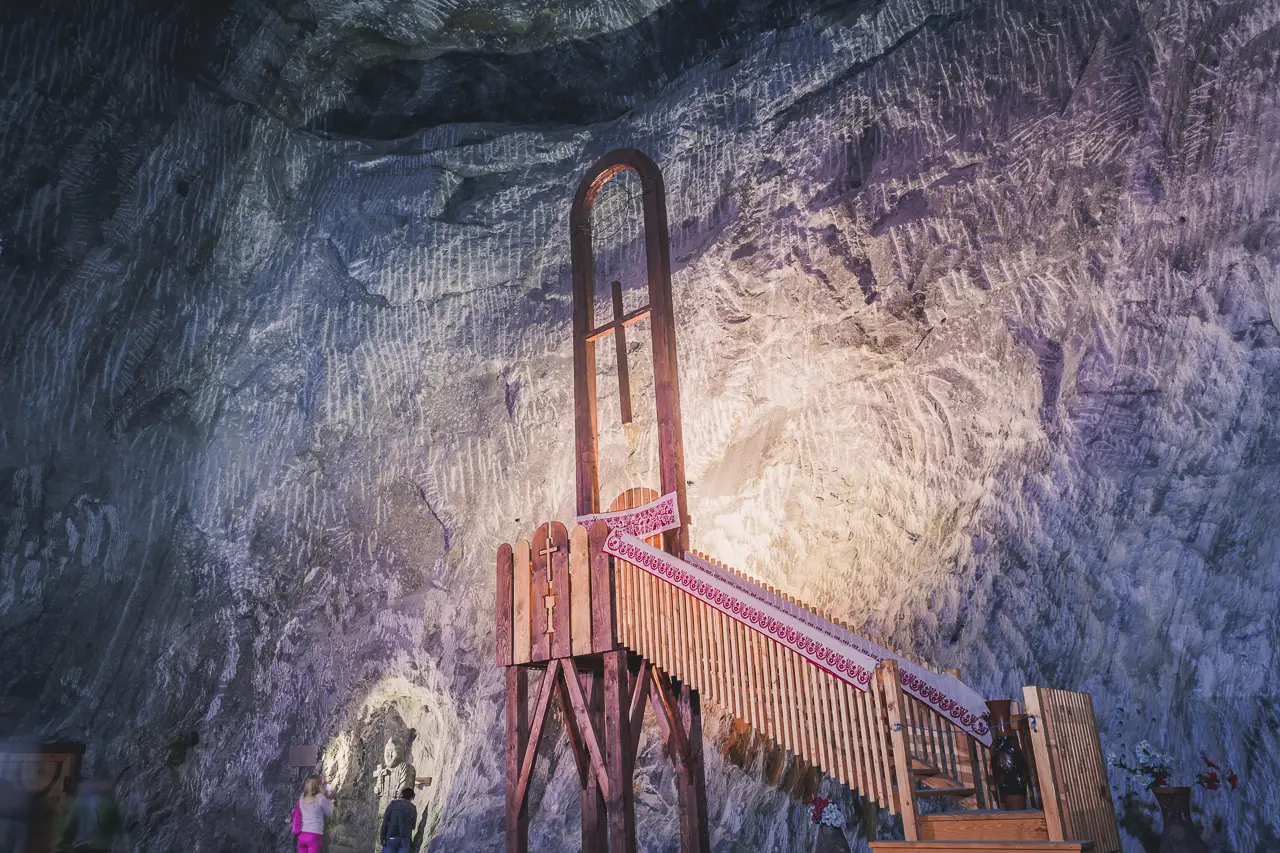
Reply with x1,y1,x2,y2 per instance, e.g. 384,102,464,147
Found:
576,491,682,539
579,491,992,744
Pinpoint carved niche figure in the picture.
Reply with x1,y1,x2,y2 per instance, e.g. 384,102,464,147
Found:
372,737,415,851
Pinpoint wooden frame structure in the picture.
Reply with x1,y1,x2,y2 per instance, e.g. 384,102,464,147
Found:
497,149,708,853
497,148,1123,853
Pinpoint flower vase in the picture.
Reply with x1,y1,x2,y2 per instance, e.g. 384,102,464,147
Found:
814,824,852,853
1152,787,1208,853
986,700,1028,810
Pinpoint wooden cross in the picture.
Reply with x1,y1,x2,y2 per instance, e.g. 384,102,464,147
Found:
586,280,650,425
539,525,559,636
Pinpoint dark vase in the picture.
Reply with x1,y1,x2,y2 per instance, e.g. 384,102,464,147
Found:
986,700,1029,810
1153,787,1208,853
814,824,852,853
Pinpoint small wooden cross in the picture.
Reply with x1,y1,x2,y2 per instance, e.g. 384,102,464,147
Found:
539,525,558,635
585,280,650,425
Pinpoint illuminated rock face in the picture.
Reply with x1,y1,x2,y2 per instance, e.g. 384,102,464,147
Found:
2,1,1278,851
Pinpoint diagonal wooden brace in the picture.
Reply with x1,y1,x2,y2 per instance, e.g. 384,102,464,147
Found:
628,658,651,762
562,659,613,801
556,668,591,790
514,659,561,812
649,669,694,785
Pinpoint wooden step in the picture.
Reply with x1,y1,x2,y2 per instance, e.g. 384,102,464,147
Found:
871,841,1094,852
918,811,1049,842
915,786,977,798
911,759,941,777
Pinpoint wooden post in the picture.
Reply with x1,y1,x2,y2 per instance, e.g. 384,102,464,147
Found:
580,669,608,853
603,650,637,853
588,520,615,653
496,544,514,668
1024,687,1066,842
505,667,529,853
677,680,711,853
880,660,918,841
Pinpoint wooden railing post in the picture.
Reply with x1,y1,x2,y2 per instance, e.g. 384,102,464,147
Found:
880,660,918,841
1024,686,1067,841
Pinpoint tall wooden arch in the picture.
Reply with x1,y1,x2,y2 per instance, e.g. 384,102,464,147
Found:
570,148,690,556
501,150,709,853
569,148,709,853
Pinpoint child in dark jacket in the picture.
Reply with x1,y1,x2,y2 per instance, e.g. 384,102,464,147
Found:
380,787,418,853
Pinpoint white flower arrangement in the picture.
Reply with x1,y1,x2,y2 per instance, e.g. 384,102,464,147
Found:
807,797,846,827
818,803,845,828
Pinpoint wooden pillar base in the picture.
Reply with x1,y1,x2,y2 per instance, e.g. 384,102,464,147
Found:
604,650,637,853
505,667,529,853
677,681,711,853
580,669,608,853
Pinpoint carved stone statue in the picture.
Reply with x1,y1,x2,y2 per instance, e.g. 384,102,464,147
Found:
372,737,415,851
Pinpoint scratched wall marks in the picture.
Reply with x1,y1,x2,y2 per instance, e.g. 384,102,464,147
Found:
3,1,1280,851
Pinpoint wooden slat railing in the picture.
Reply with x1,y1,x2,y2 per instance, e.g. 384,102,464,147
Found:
1025,687,1123,853
610,545,958,817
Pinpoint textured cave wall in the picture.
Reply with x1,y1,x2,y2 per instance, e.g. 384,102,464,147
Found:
3,0,1280,851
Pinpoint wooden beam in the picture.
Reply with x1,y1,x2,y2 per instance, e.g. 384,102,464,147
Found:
881,660,919,841
496,544,514,667
603,649,637,853
505,667,528,853
581,670,608,853
556,666,591,790
562,659,612,800
628,658,651,762
585,304,653,341
677,681,711,853
514,660,561,813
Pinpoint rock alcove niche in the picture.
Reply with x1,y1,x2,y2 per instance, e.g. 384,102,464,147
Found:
2,0,1280,851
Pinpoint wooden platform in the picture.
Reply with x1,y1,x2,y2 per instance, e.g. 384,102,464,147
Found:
871,841,1095,852
918,811,1049,842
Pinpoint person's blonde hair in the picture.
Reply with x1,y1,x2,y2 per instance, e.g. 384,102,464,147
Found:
301,775,322,801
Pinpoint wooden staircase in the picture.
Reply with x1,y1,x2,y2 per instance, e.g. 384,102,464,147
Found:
496,511,1125,853
863,689,1121,853
894,756,1055,844
871,843,1094,852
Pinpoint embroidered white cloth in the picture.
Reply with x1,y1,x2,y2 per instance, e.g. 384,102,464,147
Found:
578,492,992,744
575,491,681,538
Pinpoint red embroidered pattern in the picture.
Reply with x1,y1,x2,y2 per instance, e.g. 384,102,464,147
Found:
578,493,680,538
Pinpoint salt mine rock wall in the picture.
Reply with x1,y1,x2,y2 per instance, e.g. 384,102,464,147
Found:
2,0,1279,850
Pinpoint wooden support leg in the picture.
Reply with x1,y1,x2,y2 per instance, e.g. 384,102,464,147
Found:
649,672,710,853
580,670,608,853
859,794,879,842
676,681,711,853
506,666,529,853
603,650,637,853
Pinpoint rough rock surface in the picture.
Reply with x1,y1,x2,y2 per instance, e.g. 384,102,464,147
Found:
3,0,1279,850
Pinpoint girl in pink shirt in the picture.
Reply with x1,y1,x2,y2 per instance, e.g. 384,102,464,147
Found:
296,775,334,853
